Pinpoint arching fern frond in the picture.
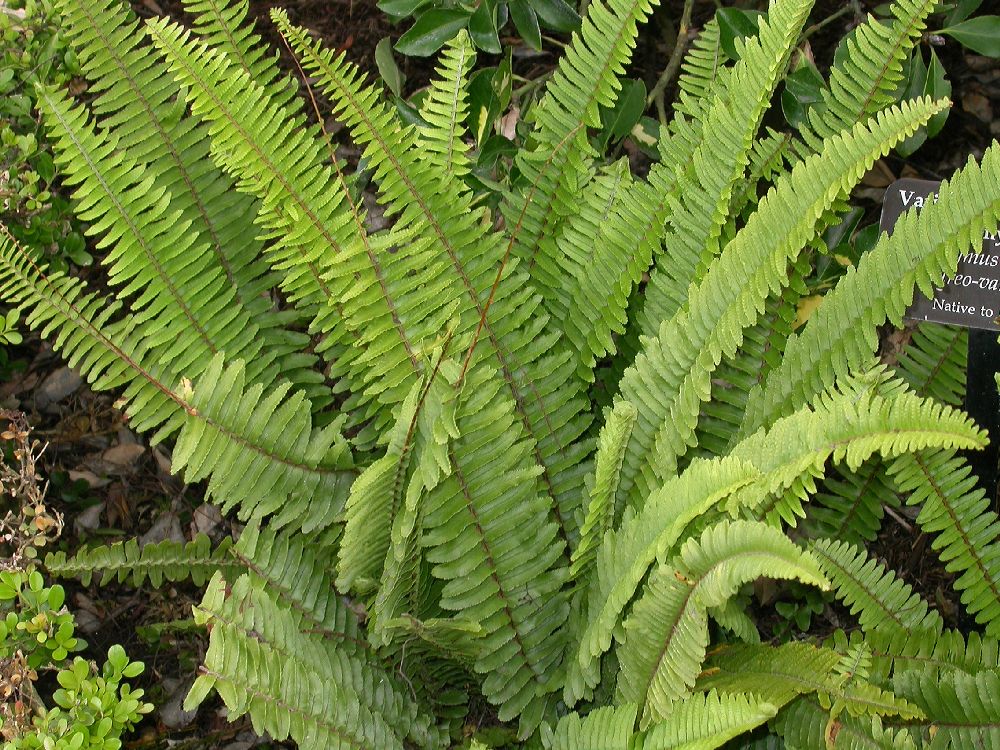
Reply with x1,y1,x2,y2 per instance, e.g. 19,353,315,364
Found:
638,0,813,335
615,519,829,725
44,534,238,587
57,0,319,399
0,230,354,536
569,370,984,706
888,449,1000,636
743,142,1000,435
809,538,943,635
614,96,947,506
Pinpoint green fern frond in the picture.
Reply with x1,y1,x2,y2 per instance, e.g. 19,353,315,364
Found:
699,643,923,721
0,231,353,535
172,354,354,532
887,669,1000,747
643,691,778,750
809,538,943,634
888,450,1000,636
638,0,813,335
571,399,637,582
277,11,593,544
418,31,475,178
614,96,947,506
569,370,984,706
420,366,570,731
146,17,364,373
615,519,829,724
37,86,269,385
894,323,967,406
675,17,722,104
776,696,919,750
805,459,901,546
547,704,638,750
57,0,320,399
233,524,365,649
181,0,297,109
743,141,1000,435
504,0,656,311
188,573,446,750
859,625,1000,682
799,0,937,151
44,534,238,587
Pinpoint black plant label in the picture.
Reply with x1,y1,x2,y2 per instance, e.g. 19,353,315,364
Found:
881,177,1000,331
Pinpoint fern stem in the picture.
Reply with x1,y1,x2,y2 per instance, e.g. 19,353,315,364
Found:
646,0,694,124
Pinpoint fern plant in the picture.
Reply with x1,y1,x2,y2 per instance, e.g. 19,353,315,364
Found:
2,0,999,746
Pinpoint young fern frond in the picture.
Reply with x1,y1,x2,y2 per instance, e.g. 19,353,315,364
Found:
809,538,944,635
615,519,829,725
798,0,937,151
888,450,1000,636
180,0,297,110
571,399,637,583
613,96,946,507
418,31,475,178
44,534,238,587
547,704,638,750
743,142,1000,435
504,0,656,315
638,0,813,335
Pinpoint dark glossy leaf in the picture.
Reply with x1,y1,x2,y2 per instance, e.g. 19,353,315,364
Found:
946,0,983,26
781,59,825,129
939,15,1000,56
529,0,580,33
925,50,951,138
395,9,472,56
34,151,55,184
378,0,431,17
509,0,542,51
630,115,660,159
375,37,404,96
468,67,501,144
394,96,430,128
477,134,517,168
470,0,503,54
598,78,646,147
717,8,763,61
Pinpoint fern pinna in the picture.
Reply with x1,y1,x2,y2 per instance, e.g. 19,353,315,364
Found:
1,0,999,746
